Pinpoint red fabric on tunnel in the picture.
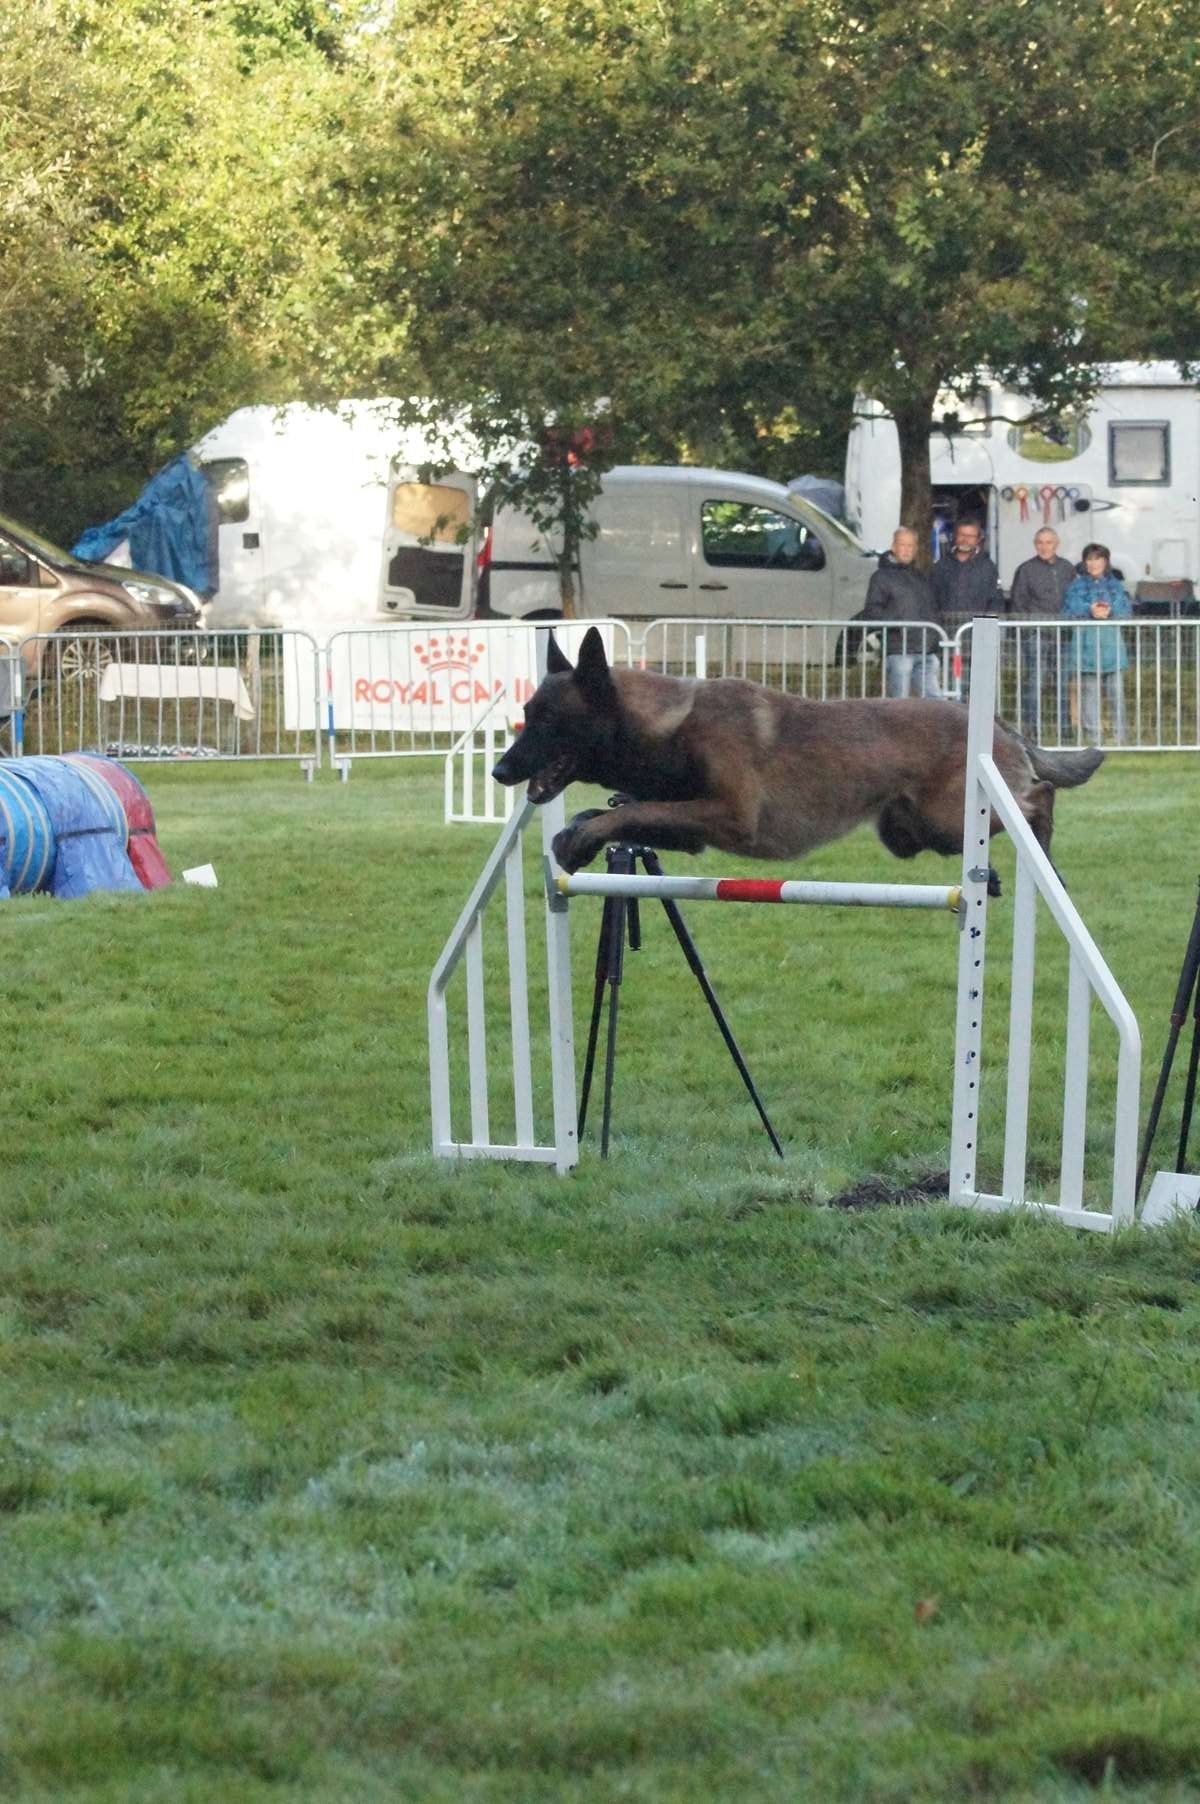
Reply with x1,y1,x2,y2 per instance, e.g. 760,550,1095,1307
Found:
64,755,172,890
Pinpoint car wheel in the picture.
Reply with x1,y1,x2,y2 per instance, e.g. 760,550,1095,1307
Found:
49,625,119,685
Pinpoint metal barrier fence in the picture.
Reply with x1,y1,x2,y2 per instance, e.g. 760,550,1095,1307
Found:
639,617,1200,754
14,629,323,765
8,615,1199,768
0,638,20,759
322,619,635,762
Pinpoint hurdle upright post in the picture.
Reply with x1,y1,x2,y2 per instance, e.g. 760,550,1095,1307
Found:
950,617,999,1202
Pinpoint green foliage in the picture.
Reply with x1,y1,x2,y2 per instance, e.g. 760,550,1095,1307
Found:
0,0,381,541
3,0,1198,555
363,0,1200,551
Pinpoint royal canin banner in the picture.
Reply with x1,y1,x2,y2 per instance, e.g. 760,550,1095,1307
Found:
284,620,618,736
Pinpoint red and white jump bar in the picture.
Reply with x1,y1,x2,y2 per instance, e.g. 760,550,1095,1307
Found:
554,872,962,912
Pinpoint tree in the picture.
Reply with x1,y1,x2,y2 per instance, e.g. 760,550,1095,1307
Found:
349,0,857,605
798,0,1200,549
0,0,382,541
357,0,1200,574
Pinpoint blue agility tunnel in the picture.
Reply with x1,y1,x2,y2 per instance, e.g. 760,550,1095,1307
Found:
0,764,56,897
0,758,141,899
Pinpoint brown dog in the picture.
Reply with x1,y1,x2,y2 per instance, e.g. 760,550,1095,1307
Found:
492,627,1103,875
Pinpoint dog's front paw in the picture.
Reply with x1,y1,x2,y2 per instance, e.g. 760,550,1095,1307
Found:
552,809,606,873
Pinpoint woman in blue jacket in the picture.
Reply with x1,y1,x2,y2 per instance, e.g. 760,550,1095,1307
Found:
1062,543,1131,744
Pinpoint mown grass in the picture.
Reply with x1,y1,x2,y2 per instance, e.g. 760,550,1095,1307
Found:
3,753,1200,1802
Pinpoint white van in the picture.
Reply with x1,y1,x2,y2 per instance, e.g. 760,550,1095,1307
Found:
189,406,877,635
480,466,876,628
845,363,1200,600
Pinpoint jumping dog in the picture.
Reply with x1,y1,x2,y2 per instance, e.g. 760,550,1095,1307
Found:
492,628,1103,877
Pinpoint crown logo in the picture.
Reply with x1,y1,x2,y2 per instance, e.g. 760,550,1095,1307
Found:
412,635,486,675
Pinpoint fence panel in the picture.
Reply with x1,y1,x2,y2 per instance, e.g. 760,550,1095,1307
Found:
15,629,323,765
637,617,955,698
323,619,634,761
956,620,1200,752
0,639,21,759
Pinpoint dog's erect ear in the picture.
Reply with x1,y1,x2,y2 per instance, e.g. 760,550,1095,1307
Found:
544,632,573,676
574,626,615,706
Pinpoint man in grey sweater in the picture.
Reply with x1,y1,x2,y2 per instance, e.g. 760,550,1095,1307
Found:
1010,528,1075,736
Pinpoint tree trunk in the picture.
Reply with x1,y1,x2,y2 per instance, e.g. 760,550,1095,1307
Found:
557,459,577,618
893,397,938,571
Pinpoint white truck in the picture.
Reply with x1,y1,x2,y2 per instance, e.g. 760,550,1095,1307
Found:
190,403,877,634
845,362,1199,603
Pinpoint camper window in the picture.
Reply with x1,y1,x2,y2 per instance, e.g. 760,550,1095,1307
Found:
702,502,825,572
1007,418,1091,462
202,458,250,524
391,483,471,544
1109,422,1170,486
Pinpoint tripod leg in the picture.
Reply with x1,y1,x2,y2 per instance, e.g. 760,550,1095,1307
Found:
657,893,784,1159
1137,1021,1186,1198
1177,1009,1200,1173
577,898,615,1141
1136,886,1200,1196
600,960,622,1159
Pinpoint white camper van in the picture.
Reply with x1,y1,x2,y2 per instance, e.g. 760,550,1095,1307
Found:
192,406,876,633
845,363,1199,602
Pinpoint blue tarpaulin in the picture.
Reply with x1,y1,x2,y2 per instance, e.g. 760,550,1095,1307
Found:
72,455,213,596
2,758,141,899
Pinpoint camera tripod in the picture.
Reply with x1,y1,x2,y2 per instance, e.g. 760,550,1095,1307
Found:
576,840,783,1160
1135,878,1200,1201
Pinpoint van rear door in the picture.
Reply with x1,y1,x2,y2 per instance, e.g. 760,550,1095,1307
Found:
378,469,475,618
201,456,264,623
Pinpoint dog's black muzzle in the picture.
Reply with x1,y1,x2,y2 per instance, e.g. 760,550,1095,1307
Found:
491,745,525,787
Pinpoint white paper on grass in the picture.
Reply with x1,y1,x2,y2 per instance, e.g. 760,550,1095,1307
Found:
181,864,219,888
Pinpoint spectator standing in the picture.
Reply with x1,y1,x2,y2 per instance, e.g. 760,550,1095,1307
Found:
932,518,1003,700
1010,527,1076,737
1062,543,1131,744
861,527,942,696
931,518,1003,623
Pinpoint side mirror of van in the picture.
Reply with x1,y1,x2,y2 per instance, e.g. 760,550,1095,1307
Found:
795,535,826,573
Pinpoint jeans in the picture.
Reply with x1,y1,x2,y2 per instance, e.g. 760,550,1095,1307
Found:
885,652,942,698
1075,670,1127,744
1019,630,1068,739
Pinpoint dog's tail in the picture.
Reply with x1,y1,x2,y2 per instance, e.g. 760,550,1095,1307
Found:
1024,741,1105,789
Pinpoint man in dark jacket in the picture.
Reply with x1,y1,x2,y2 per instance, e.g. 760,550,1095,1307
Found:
931,519,1003,622
1010,527,1075,736
861,526,942,695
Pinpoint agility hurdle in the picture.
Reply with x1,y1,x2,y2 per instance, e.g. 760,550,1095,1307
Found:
428,619,1195,1228
555,873,960,911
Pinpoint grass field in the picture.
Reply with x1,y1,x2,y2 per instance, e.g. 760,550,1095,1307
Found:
4,753,1200,1802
